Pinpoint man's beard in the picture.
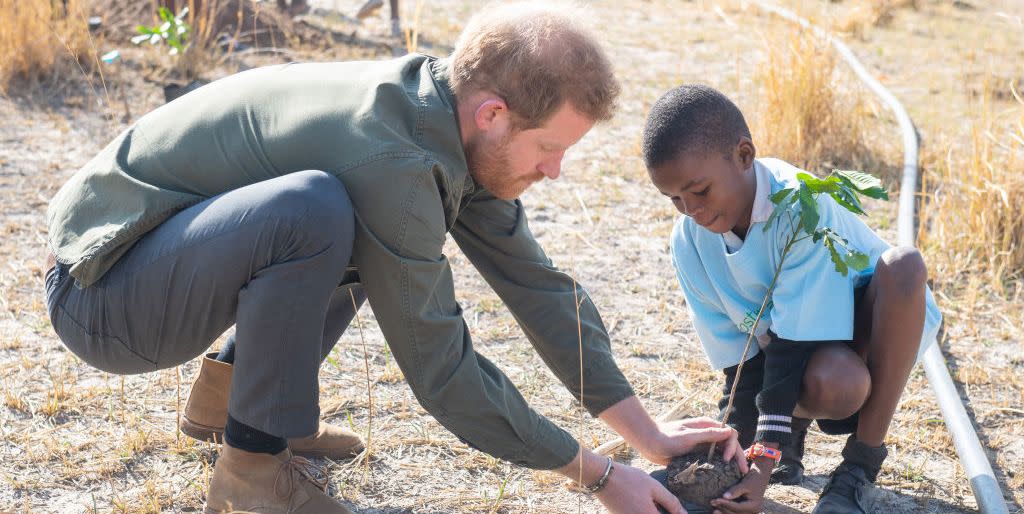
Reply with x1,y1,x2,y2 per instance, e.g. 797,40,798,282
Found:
466,134,536,200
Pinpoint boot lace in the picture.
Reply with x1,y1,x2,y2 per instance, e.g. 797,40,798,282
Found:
274,456,329,501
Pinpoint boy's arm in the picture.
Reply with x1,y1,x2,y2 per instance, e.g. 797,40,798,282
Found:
753,333,817,446
713,334,818,514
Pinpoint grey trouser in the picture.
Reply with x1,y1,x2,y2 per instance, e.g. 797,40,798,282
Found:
45,170,364,437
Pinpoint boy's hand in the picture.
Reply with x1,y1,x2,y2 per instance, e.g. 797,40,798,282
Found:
640,417,749,474
709,457,773,514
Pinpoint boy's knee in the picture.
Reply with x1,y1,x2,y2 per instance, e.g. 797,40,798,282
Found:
876,246,927,294
803,350,870,419
804,375,869,420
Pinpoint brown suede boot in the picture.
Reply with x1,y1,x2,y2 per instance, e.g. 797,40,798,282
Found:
182,353,232,442
181,352,365,459
287,423,365,459
204,445,354,514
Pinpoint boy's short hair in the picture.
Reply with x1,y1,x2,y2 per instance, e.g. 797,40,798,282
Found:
642,84,751,169
450,2,619,129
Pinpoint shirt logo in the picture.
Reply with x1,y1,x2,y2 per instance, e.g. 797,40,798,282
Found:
737,301,772,334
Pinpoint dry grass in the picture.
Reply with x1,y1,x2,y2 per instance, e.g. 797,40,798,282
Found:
919,81,1024,294
750,27,887,176
0,0,95,93
176,0,245,79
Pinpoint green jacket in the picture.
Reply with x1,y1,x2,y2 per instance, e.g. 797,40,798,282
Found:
46,54,634,470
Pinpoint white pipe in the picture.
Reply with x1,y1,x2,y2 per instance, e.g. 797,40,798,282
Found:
750,3,1009,512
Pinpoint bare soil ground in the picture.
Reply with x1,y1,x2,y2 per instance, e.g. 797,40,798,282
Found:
1,0,1021,512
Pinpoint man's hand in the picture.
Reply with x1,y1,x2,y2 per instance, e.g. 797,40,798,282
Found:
596,463,688,514
555,448,686,514
638,417,749,473
709,457,773,514
598,397,749,474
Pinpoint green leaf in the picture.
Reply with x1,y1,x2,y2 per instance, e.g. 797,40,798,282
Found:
845,250,870,271
764,188,796,232
159,6,173,22
827,227,853,248
797,172,839,194
823,236,849,276
828,187,865,215
836,169,889,200
797,183,819,235
770,187,795,205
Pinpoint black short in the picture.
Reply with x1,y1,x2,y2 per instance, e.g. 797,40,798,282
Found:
716,281,870,445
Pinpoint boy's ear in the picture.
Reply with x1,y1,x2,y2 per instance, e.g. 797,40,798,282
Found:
736,137,756,169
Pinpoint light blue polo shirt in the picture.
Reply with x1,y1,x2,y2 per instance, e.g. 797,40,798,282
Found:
670,158,942,370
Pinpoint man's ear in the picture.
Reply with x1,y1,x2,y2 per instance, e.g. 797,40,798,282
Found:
736,136,756,169
474,97,511,133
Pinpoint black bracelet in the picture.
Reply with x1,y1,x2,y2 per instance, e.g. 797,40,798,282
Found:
583,456,614,494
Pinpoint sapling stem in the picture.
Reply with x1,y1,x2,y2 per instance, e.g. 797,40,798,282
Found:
706,214,801,462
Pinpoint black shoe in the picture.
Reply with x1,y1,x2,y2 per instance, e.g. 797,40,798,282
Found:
811,435,887,514
811,461,878,513
770,417,810,485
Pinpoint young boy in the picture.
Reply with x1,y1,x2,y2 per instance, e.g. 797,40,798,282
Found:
642,85,942,514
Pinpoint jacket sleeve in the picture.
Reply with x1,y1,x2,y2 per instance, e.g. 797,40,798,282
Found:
346,160,578,470
448,191,635,418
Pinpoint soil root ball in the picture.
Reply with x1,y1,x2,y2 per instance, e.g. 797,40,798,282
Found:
664,443,744,508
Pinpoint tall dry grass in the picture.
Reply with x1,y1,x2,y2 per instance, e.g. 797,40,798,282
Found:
750,28,885,176
0,0,94,93
918,82,1024,295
